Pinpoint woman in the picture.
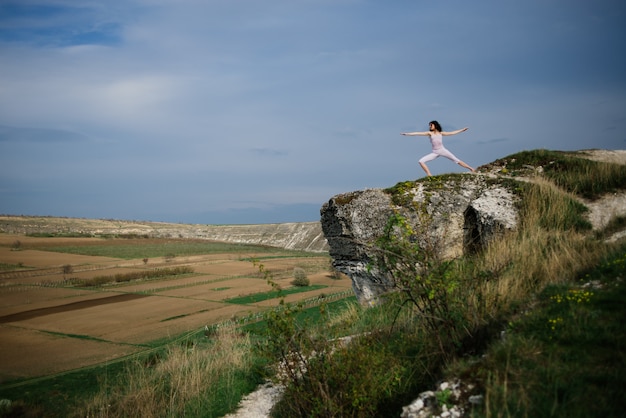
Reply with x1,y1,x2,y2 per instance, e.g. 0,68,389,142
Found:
401,120,475,177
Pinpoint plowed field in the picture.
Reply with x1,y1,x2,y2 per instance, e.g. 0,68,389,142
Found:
0,234,349,383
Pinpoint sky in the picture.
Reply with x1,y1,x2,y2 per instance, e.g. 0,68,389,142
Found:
1,0,625,225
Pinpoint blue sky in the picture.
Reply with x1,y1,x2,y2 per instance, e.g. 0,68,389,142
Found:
1,0,625,224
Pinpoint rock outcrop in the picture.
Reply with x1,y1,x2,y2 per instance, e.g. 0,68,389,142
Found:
320,175,519,305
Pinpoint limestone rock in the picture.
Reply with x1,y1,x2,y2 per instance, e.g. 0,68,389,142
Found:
320,175,519,305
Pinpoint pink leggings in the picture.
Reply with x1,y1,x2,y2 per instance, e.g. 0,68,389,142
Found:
419,147,460,164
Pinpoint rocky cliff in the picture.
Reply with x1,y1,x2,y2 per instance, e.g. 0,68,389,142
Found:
320,175,519,305
320,149,626,306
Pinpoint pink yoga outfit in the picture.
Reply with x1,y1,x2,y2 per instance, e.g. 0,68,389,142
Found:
418,132,460,164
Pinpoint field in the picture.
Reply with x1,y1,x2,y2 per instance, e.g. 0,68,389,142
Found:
0,233,349,384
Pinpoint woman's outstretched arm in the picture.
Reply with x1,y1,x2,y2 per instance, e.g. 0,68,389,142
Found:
401,131,430,136
441,127,468,136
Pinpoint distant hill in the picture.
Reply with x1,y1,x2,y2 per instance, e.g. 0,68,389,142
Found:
0,216,329,253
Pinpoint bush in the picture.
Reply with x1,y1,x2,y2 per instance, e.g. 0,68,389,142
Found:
262,296,442,417
272,330,422,417
291,267,309,287
373,212,472,357
62,264,74,280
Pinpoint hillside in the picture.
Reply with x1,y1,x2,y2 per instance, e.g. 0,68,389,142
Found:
0,216,329,253
234,150,626,418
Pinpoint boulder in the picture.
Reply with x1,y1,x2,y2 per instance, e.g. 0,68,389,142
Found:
320,175,519,305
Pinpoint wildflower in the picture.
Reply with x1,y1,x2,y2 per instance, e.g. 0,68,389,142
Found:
548,317,563,331
565,289,593,304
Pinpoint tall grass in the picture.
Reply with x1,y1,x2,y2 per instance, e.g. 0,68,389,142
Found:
471,245,626,417
494,149,626,199
460,179,601,323
77,328,259,418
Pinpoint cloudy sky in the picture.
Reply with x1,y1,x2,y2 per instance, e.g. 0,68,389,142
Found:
1,0,625,224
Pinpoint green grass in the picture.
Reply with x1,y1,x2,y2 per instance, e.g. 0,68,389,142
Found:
0,262,27,271
242,296,358,336
0,357,129,417
460,246,626,417
492,149,626,199
225,284,328,304
262,246,626,417
517,181,592,232
596,215,626,240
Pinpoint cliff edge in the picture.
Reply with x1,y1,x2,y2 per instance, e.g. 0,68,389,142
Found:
320,149,626,305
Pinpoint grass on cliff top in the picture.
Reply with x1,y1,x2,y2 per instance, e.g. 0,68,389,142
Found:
489,149,626,199
385,149,626,207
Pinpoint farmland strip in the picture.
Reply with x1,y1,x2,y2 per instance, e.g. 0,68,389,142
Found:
0,293,147,323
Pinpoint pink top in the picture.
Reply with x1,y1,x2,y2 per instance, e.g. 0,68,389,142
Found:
429,133,443,150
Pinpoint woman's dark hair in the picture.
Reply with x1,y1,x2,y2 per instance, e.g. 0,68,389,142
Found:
429,120,442,132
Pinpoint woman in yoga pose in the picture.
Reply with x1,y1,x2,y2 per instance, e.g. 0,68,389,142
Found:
401,120,475,177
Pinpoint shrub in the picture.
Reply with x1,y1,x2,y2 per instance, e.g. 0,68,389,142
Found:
62,264,74,280
372,211,473,357
272,330,420,417
291,267,309,287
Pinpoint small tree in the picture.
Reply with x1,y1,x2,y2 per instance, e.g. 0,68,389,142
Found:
62,264,74,280
291,267,309,287
374,211,469,357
